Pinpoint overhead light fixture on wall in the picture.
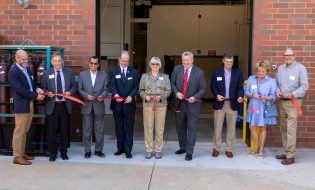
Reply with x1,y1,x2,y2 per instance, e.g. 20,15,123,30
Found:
16,0,29,9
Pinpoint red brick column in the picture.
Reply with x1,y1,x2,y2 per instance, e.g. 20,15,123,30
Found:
0,0,95,67
253,0,315,147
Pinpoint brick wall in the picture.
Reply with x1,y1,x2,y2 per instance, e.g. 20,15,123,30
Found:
0,0,95,67
253,0,315,148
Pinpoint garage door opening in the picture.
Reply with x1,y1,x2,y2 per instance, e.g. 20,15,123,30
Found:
97,0,253,143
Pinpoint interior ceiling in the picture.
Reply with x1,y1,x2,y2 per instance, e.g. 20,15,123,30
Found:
150,0,246,5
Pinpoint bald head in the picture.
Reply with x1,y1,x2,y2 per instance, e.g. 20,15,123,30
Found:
15,49,28,58
15,49,28,67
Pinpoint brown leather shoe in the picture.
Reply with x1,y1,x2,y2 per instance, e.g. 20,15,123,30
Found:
225,151,233,158
212,149,219,157
23,154,34,160
275,154,286,160
281,157,295,165
13,158,32,165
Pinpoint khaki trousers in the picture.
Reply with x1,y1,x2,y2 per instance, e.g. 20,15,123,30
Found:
143,105,167,153
13,101,34,159
213,101,238,152
279,99,302,158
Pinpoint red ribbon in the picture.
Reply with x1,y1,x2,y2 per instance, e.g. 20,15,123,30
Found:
291,98,302,116
243,99,260,114
98,96,125,101
44,93,85,105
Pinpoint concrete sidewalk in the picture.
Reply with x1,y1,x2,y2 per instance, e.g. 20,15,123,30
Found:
1,140,315,190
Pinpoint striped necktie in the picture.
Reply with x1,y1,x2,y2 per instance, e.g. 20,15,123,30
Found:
182,69,188,98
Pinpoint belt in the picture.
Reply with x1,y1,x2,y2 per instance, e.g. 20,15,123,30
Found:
281,98,301,101
55,101,66,104
280,98,291,101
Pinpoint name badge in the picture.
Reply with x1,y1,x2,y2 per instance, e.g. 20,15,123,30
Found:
289,75,295,80
127,77,133,80
217,77,222,81
251,85,257,90
49,74,55,79
158,77,164,80
115,74,121,79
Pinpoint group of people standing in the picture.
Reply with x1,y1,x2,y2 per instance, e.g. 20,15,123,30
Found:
8,48,308,166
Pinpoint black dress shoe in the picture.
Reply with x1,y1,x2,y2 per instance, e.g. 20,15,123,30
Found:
95,151,105,158
175,149,186,155
125,152,132,159
85,152,91,158
61,153,69,160
185,154,192,161
49,153,57,162
114,150,125,156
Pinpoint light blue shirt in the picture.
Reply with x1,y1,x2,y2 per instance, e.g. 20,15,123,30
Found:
183,65,193,80
16,63,33,92
224,68,231,99
276,61,309,98
54,69,65,101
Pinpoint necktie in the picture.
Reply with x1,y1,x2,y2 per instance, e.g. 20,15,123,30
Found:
122,68,126,82
182,69,188,98
56,71,63,100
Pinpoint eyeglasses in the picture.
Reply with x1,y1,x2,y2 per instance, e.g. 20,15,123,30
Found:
284,54,294,57
151,63,160,66
90,62,99,65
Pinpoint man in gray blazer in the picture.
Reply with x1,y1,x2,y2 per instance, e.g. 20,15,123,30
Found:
41,53,77,161
171,51,206,161
78,56,108,158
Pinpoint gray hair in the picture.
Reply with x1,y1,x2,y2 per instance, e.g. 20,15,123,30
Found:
51,52,62,60
223,53,234,60
149,57,162,67
284,47,296,55
120,51,130,58
182,51,194,60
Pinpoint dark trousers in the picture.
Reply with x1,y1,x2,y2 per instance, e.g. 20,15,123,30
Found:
175,102,198,154
113,111,135,153
46,102,70,154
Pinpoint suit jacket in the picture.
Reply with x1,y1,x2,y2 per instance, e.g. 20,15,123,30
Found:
41,67,77,115
78,70,108,115
171,65,206,113
8,64,38,113
211,68,244,111
108,66,139,113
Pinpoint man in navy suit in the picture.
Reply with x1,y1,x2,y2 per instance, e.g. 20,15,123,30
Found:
8,50,45,165
108,51,139,158
210,53,244,158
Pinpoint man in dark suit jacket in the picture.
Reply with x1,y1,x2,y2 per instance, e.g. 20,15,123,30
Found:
171,51,206,161
8,50,45,165
210,53,244,158
78,56,108,158
41,53,77,161
108,51,139,159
